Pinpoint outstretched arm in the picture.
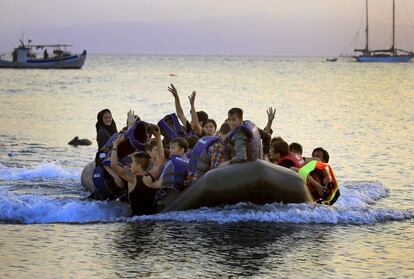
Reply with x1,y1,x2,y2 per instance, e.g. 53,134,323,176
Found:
110,135,134,183
264,107,276,135
148,126,165,178
168,84,188,126
188,91,203,136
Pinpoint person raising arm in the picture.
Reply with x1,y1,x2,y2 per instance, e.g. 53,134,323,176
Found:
168,84,189,128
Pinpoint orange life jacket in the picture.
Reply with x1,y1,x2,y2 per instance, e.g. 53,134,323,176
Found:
298,160,340,205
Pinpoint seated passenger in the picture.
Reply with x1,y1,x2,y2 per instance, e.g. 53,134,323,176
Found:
298,160,340,205
187,122,231,184
142,137,189,210
110,129,164,216
270,140,303,170
168,84,209,137
204,119,217,136
289,142,305,166
96,109,118,150
221,108,262,165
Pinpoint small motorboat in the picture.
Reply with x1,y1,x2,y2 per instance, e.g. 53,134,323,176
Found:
0,38,87,69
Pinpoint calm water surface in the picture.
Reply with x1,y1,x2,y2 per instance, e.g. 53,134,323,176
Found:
0,55,413,278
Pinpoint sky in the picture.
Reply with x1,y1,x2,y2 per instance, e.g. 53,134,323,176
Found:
1,0,414,56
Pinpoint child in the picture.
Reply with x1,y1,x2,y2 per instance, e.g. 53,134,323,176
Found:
142,137,189,210
187,122,230,184
222,108,262,165
270,140,303,170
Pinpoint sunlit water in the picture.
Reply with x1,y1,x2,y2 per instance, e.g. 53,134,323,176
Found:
0,55,413,278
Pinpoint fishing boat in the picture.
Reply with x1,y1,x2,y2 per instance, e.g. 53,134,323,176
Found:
354,0,413,63
0,38,87,69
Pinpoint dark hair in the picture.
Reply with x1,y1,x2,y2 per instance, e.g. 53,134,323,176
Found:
271,140,289,157
171,137,189,153
312,147,329,163
271,136,284,145
228,108,243,120
187,135,200,149
196,111,209,127
322,149,330,163
96,108,117,134
289,142,303,155
218,122,231,135
147,138,158,152
205,119,217,129
132,152,150,170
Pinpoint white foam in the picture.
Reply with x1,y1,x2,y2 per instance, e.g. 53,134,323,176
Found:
0,162,80,181
0,191,130,224
129,182,414,225
1,181,413,225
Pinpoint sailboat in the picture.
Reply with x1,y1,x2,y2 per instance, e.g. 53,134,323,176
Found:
354,0,414,62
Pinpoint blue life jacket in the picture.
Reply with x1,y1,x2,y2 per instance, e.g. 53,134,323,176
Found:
92,165,106,194
92,165,126,200
99,121,151,166
226,120,262,161
157,113,187,141
188,136,224,176
160,154,189,192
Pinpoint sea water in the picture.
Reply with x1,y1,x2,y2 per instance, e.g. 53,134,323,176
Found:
0,55,413,278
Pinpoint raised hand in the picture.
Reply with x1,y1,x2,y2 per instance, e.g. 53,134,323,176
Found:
152,125,161,138
267,107,276,122
188,91,196,106
168,84,179,98
127,109,136,127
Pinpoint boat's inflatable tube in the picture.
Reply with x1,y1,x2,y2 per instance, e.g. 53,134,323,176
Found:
81,159,313,210
162,160,313,213
81,161,96,194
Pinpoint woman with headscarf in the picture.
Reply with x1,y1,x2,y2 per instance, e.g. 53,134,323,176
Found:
96,109,118,150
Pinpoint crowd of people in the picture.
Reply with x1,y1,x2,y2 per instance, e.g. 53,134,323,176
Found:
94,84,339,216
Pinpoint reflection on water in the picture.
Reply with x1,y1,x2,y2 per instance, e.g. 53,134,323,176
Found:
2,221,413,278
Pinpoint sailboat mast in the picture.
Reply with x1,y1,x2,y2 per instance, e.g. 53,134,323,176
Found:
392,0,395,55
365,0,369,52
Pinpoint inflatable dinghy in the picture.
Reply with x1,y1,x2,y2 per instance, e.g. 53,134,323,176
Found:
81,159,313,210
161,160,313,212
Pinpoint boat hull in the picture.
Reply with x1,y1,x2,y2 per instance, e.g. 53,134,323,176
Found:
0,51,87,69
162,160,313,213
355,54,413,63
